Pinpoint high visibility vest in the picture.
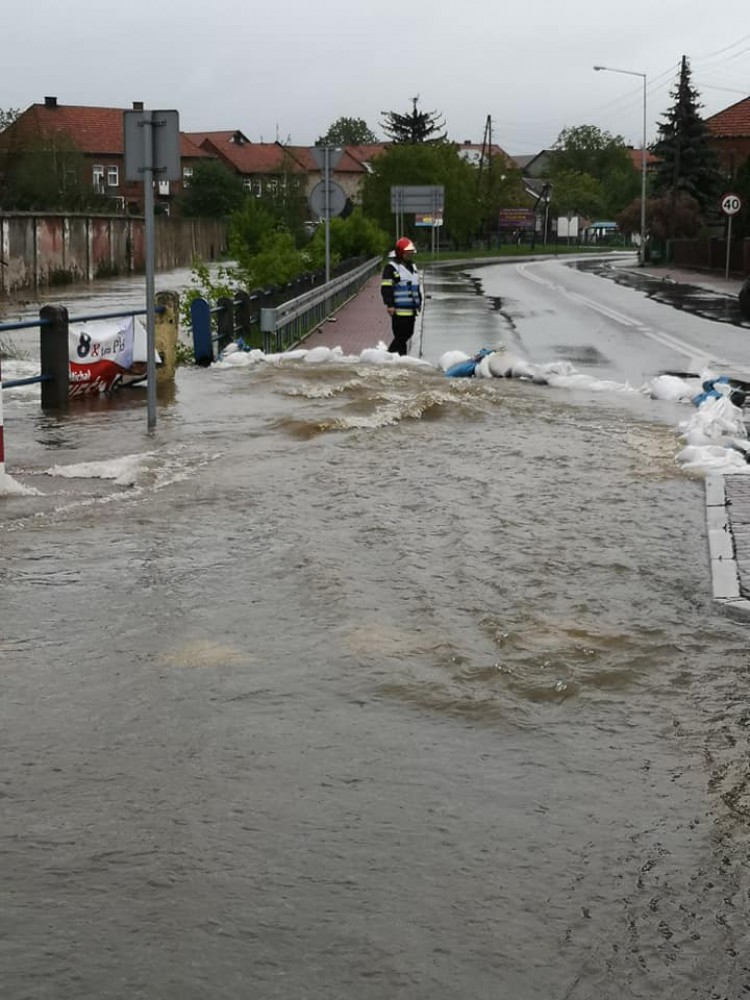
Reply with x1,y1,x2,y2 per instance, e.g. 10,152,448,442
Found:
385,261,422,315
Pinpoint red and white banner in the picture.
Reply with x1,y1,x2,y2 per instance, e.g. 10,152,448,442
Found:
68,316,156,397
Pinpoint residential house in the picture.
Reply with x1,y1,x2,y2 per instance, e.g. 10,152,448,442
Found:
705,96,750,177
186,131,388,212
184,130,299,200
0,97,213,213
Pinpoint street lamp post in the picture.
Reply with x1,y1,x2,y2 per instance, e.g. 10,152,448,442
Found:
593,65,647,267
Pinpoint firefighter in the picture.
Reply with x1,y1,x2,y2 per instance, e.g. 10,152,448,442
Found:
381,238,422,356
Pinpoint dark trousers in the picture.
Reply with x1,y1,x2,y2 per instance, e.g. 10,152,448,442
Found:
388,313,416,356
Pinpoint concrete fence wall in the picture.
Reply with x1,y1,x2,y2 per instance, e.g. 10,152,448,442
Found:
0,214,227,297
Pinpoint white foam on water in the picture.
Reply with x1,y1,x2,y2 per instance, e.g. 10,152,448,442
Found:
0,471,41,496
44,452,153,486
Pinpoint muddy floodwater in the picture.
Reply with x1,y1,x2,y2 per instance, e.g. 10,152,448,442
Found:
2,262,750,999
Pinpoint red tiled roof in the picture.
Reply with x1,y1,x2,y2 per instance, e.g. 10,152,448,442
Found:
288,146,370,174
184,130,251,149
345,143,390,164
5,102,212,158
705,96,750,137
189,135,373,176
627,147,658,170
197,137,307,174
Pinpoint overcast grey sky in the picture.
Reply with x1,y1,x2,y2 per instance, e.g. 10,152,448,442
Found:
5,0,750,154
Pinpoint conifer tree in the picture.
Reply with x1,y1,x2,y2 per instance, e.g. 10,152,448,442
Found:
380,96,447,144
651,55,722,216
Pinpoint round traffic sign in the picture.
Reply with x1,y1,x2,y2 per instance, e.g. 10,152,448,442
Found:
721,192,742,216
308,180,347,219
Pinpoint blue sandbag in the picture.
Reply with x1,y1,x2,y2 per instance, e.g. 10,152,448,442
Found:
446,359,479,378
692,375,729,407
445,349,493,378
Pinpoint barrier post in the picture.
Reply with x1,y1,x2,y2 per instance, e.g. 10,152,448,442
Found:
233,291,253,346
155,291,179,383
260,307,277,354
190,297,213,367
39,305,70,410
216,296,234,355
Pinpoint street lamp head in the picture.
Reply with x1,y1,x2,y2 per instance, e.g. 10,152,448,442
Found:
593,65,603,71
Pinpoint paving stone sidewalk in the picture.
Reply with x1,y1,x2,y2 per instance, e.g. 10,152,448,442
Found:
300,274,392,354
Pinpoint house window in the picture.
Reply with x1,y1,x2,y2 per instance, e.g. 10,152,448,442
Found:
92,164,105,191
266,179,278,195
158,180,170,196
243,178,253,191
182,166,193,188
107,165,119,187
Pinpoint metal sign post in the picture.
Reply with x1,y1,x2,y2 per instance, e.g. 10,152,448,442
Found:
123,109,181,429
721,192,742,281
390,186,445,247
309,146,343,284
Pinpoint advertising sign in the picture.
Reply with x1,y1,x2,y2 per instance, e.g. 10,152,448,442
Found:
68,316,158,397
415,213,443,227
498,208,535,229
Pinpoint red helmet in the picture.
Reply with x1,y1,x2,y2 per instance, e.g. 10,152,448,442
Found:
395,237,416,255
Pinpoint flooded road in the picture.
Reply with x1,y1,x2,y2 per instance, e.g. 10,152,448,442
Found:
3,259,750,999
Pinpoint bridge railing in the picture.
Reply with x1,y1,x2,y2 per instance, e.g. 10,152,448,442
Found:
190,256,380,364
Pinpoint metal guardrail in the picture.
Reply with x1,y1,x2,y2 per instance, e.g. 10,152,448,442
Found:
191,256,380,364
260,257,380,353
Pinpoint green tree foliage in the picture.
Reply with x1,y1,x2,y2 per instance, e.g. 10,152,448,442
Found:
476,161,530,239
317,116,378,146
0,108,20,131
651,55,722,214
381,96,446,144
308,208,388,264
549,169,603,220
362,142,480,247
175,159,246,218
184,203,386,321
600,164,641,219
229,196,278,257
0,134,110,212
550,124,639,218
551,125,633,178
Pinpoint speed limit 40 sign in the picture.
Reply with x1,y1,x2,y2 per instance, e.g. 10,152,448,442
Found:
721,192,742,215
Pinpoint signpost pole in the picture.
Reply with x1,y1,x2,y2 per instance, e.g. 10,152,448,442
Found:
726,213,733,281
142,111,157,431
720,193,742,281
324,145,331,284
123,107,180,432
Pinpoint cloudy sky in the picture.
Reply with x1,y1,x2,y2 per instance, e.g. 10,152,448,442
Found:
5,0,749,154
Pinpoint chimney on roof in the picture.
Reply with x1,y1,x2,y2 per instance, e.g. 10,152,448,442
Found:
132,101,144,111
44,96,58,109
463,139,471,145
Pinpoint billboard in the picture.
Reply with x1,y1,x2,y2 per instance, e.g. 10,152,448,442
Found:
415,214,443,227
498,208,535,229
